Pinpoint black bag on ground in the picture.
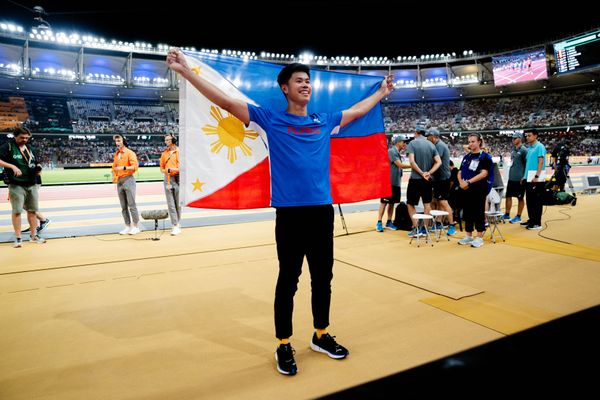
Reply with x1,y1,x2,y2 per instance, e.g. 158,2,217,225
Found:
393,202,412,231
543,189,577,206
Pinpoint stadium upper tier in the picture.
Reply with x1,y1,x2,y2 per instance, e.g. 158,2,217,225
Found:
0,22,598,102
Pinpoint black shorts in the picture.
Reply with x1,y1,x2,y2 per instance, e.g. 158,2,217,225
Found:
406,178,433,206
432,179,450,200
505,180,525,198
381,185,401,204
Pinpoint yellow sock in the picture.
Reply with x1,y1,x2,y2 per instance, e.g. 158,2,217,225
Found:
279,338,290,345
316,328,328,339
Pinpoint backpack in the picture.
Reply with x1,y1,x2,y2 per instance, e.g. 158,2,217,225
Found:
393,202,412,231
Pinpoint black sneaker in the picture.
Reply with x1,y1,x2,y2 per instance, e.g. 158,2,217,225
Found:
520,220,530,226
37,218,51,233
275,343,297,375
310,333,349,359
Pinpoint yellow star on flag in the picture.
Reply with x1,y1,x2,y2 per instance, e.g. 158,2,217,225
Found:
191,66,201,75
192,178,205,192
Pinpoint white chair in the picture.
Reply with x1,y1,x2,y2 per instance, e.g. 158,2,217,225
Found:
485,211,506,243
410,213,434,247
429,210,450,242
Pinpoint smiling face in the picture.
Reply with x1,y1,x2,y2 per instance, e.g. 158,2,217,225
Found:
281,71,312,105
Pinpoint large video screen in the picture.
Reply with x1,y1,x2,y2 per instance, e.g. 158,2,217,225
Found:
554,29,600,74
492,48,548,86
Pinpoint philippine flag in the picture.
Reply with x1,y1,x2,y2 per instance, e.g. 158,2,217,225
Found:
179,51,390,209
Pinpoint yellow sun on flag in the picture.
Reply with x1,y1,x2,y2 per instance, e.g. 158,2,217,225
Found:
202,105,259,163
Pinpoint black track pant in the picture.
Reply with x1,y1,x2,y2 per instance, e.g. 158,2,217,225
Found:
274,205,334,339
462,186,487,233
526,182,544,226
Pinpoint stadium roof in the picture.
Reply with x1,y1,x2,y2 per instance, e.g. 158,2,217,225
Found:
2,1,599,58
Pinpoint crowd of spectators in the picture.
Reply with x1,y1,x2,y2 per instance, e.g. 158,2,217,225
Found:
0,129,592,168
1,88,599,166
0,136,165,166
384,88,600,132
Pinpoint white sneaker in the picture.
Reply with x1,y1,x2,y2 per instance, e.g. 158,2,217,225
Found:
30,235,46,244
458,236,474,245
119,226,131,235
171,225,181,236
128,226,141,235
471,237,484,248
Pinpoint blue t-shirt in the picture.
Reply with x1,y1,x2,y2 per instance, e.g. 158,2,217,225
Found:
248,104,343,207
523,141,547,180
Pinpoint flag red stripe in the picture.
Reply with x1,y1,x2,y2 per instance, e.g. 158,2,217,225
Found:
187,157,271,209
330,132,391,204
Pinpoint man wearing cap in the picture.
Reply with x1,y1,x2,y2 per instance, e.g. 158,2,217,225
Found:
406,125,441,237
503,132,528,223
376,135,411,232
426,128,456,235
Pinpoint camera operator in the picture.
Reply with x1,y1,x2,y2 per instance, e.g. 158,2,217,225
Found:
0,127,47,247
550,139,570,191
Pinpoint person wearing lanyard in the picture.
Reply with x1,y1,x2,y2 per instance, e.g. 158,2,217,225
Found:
457,133,493,248
160,134,182,235
0,127,47,247
111,134,141,235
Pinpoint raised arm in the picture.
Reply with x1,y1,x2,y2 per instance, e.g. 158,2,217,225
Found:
167,48,250,125
340,75,394,128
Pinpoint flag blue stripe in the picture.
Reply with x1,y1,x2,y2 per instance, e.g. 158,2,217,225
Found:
184,51,385,138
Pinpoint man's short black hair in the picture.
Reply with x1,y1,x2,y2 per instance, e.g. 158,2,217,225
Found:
277,63,310,87
525,128,538,136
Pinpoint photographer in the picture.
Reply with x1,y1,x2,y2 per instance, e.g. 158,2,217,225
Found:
550,139,570,191
0,127,47,247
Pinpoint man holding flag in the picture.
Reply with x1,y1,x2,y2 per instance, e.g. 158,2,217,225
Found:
167,49,393,376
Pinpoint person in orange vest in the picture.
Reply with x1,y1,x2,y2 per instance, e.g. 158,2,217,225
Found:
111,134,141,235
160,134,181,235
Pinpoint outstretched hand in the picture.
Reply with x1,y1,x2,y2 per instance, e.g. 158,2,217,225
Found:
166,48,189,74
381,75,394,96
